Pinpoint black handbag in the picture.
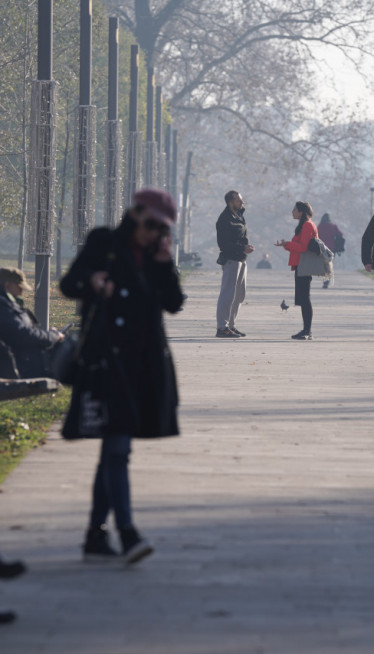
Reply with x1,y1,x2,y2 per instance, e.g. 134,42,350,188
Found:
49,333,79,384
334,233,345,254
49,305,96,385
307,238,322,255
62,299,138,439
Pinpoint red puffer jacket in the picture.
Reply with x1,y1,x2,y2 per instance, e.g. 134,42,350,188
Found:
284,220,318,269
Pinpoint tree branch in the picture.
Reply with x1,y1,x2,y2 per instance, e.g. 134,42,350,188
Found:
173,102,363,164
154,0,187,34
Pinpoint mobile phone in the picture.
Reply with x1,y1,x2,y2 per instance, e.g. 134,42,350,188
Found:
60,322,75,334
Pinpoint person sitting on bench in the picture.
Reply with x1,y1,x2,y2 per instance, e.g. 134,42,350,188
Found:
0,267,64,379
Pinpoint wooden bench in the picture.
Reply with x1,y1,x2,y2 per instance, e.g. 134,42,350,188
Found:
0,378,60,401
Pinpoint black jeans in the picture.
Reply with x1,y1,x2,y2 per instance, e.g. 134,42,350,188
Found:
294,270,312,333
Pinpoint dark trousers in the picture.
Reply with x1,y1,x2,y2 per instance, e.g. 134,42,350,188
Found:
90,436,132,530
294,270,313,333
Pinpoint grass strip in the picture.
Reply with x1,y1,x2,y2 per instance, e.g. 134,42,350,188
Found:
0,386,71,485
359,269,374,280
0,274,75,486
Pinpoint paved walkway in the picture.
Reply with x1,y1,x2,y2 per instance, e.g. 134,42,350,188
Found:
1,269,374,653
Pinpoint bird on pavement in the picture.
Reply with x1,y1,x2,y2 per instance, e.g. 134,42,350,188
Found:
280,299,289,311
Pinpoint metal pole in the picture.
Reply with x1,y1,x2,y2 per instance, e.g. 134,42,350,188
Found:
181,151,193,255
35,0,53,329
80,0,91,105
108,17,118,121
74,0,96,249
146,68,154,142
105,17,121,227
38,0,52,80
126,44,139,204
76,0,93,246
155,86,162,153
144,67,156,185
171,129,178,202
165,124,172,192
129,45,138,132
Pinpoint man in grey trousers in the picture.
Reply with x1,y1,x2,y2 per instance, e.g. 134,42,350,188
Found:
216,190,254,338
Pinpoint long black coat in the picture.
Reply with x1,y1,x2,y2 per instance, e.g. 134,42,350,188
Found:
0,292,60,378
361,215,374,267
59,215,184,439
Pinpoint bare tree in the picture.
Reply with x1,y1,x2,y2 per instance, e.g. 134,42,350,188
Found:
104,0,374,156
0,0,37,247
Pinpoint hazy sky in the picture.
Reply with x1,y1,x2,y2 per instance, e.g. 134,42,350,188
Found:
314,47,372,123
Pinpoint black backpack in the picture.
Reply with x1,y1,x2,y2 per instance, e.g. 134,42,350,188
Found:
334,233,345,254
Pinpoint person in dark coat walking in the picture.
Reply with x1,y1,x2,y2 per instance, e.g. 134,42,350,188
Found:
361,215,374,272
0,268,63,378
216,190,254,338
60,188,184,565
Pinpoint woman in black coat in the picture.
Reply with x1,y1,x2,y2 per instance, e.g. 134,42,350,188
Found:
60,188,184,565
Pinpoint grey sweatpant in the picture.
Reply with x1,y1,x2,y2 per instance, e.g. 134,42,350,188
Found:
216,259,247,330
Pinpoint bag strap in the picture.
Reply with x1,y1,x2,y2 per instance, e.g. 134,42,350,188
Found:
74,302,98,361
75,232,117,361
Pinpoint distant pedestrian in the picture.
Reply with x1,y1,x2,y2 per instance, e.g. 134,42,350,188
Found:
275,201,318,340
256,253,272,269
361,215,374,272
60,188,184,565
216,190,254,338
317,213,344,288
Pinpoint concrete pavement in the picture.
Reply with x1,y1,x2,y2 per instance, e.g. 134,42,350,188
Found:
1,268,374,653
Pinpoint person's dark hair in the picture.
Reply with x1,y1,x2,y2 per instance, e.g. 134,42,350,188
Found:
320,213,331,224
225,190,238,205
295,201,313,235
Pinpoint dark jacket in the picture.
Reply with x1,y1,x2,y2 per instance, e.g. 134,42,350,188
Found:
0,292,60,378
361,216,374,266
59,214,184,439
317,222,343,252
216,206,249,262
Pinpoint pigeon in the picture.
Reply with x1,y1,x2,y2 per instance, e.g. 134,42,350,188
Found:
280,299,289,311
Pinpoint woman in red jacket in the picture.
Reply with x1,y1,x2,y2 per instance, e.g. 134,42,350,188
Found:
275,201,318,340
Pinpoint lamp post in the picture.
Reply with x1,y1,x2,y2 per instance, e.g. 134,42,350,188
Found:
28,0,56,329
73,0,96,249
104,16,121,227
124,44,140,206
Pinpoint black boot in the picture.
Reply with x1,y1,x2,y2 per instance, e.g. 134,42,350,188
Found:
0,611,16,624
119,527,154,565
83,525,118,561
0,559,26,579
